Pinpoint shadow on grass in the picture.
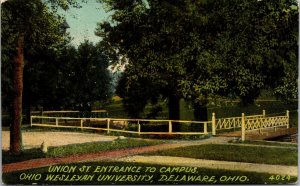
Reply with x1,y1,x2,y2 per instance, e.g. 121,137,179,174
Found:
2,148,46,164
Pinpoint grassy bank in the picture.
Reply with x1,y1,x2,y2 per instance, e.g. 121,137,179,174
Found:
230,140,298,147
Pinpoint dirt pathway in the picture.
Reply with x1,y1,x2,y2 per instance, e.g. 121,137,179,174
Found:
2,131,118,150
117,155,298,176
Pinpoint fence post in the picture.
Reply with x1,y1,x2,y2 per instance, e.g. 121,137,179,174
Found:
241,113,245,141
204,122,207,134
124,121,128,131
212,113,216,135
168,120,172,133
263,110,266,117
30,116,33,127
56,118,58,127
138,124,141,135
41,110,44,124
286,110,290,128
80,119,83,129
107,119,110,134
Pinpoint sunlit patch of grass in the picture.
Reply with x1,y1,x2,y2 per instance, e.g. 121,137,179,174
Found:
144,144,298,166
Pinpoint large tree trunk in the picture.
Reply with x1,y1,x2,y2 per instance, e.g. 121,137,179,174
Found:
10,34,24,154
168,94,180,132
23,64,32,125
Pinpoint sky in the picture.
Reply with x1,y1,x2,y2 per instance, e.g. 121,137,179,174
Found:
60,0,111,46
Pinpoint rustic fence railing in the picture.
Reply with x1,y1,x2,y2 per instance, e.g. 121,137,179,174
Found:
215,110,266,131
31,109,289,140
30,116,211,135
211,110,289,141
241,111,289,141
31,110,108,118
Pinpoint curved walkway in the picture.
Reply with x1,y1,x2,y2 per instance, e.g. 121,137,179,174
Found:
118,155,298,176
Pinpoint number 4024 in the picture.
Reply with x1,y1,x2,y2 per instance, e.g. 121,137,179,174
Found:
268,175,291,181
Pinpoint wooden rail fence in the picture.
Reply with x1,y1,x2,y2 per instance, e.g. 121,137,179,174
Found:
30,116,211,135
31,110,290,140
30,110,108,118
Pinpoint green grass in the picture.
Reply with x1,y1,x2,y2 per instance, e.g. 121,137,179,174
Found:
105,99,128,118
230,140,298,147
144,144,298,166
2,162,297,185
47,138,163,157
2,138,165,164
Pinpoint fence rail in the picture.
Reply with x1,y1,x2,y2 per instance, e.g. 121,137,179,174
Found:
215,110,266,131
31,109,290,140
31,110,108,118
30,116,210,135
245,116,289,131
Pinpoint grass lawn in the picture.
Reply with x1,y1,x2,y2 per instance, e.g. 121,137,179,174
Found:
2,138,165,164
2,162,297,185
230,140,298,148
144,144,298,166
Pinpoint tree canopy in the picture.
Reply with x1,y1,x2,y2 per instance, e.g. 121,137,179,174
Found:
57,40,113,110
96,0,298,119
1,0,113,154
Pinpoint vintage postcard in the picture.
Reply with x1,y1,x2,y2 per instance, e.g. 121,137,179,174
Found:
1,0,298,185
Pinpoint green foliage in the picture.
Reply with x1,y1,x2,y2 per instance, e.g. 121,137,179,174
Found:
47,0,86,10
3,39,113,112
61,40,113,109
145,144,298,166
180,0,298,104
1,0,70,116
273,63,298,101
1,0,69,51
97,0,298,119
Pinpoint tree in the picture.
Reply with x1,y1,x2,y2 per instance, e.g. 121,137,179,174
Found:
69,40,113,110
1,0,68,154
179,0,298,106
97,0,192,121
96,0,298,122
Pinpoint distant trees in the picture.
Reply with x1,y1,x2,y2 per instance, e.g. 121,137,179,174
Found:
57,40,113,110
96,0,298,120
2,0,113,154
4,40,113,111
